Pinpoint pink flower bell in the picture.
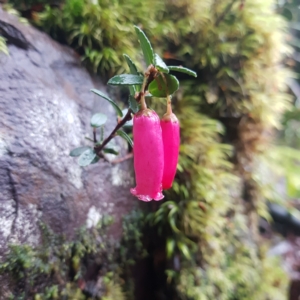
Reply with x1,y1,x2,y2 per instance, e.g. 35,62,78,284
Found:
161,98,180,190
130,105,164,202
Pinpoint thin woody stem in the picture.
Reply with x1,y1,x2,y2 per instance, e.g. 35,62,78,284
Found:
139,76,148,110
93,128,97,143
94,65,158,158
94,109,132,155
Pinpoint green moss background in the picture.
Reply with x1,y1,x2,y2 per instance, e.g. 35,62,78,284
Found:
1,0,295,299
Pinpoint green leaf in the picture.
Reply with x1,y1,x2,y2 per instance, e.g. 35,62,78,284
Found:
168,66,197,77
107,74,144,86
90,113,107,128
123,54,139,74
154,53,169,73
149,74,179,97
90,156,100,164
134,26,154,66
177,242,191,260
103,148,119,155
90,89,123,117
117,130,133,147
104,141,119,155
129,95,139,114
123,54,140,94
129,85,136,96
78,148,97,167
168,204,179,233
69,146,91,157
166,238,175,258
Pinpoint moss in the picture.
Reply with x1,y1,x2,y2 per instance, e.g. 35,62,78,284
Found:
147,1,291,299
0,211,146,299
7,0,164,77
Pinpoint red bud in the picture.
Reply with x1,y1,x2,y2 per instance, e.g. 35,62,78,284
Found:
161,113,180,190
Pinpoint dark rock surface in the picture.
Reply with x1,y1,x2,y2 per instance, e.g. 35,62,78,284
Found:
0,8,135,254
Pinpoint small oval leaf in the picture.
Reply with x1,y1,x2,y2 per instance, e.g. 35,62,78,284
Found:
107,74,144,86
90,113,107,128
90,156,100,164
168,66,197,77
134,26,154,66
90,89,123,117
78,148,97,167
117,130,133,147
70,146,91,157
154,53,169,73
149,74,179,97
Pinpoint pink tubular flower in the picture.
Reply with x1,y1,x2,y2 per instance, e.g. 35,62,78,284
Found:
130,109,164,202
161,99,180,190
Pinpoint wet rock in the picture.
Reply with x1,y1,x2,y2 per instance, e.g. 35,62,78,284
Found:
0,7,135,254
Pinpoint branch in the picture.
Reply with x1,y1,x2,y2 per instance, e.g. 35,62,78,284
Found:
94,108,132,155
93,65,158,158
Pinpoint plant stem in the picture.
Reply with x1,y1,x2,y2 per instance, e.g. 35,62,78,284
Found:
161,73,172,115
140,76,148,110
94,65,158,158
166,95,172,115
94,108,132,155
93,128,97,143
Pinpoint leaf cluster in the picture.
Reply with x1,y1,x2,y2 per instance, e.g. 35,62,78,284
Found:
69,27,195,168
